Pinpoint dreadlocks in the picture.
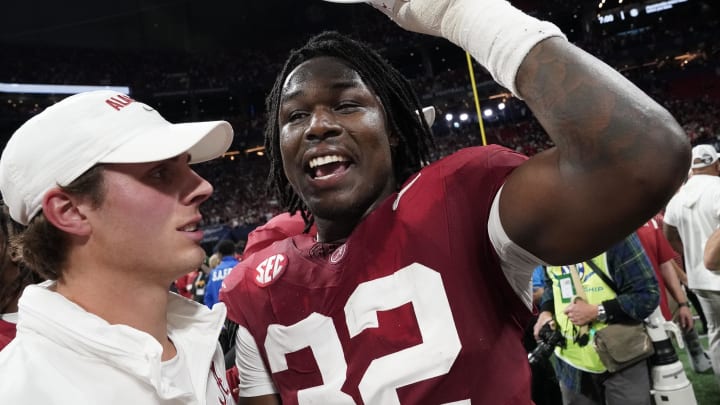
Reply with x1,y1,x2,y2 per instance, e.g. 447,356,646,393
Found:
264,31,435,229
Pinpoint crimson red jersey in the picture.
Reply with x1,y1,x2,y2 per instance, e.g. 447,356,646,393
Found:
221,146,533,404
0,319,16,351
636,216,680,319
244,213,316,258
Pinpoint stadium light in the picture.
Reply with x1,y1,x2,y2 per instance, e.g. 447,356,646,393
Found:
445,113,454,121
483,108,493,117
498,102,506,110
459,113,469,121
0,83,130,95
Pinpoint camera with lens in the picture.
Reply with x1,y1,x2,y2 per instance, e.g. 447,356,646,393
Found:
528,321,566,366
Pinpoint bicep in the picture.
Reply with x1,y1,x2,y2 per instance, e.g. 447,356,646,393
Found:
503,38,687,264
499,150,645,264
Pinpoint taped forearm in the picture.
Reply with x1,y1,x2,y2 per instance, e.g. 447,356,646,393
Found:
438,0,565,97
376,0,566,97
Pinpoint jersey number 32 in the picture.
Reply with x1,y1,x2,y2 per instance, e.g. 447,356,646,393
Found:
264,263,467,405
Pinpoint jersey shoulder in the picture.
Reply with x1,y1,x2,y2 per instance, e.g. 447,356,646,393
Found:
421,145,527,183
244,212,312,257
220,236,314,322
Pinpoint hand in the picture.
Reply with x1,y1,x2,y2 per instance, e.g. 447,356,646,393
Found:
533,311,554,341
563,300,599,326
676,305,694,332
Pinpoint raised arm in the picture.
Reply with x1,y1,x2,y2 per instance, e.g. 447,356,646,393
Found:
501,37,688,263
373,0,690,264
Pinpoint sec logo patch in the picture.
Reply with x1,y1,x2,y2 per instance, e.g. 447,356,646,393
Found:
254,253,287,287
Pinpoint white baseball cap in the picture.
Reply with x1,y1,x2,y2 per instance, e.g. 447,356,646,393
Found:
0,90,233,225
690,144,718,169
321,0,401,9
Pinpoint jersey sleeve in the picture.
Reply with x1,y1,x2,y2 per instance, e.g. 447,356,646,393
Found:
220,267,278,397
235,325,278,397
655,226,678,264
488,185,544,309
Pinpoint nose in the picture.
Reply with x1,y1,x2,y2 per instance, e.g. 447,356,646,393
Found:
183,168,213,206
304,108,342,141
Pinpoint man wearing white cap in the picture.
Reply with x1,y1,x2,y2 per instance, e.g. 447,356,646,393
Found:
0,90,237,404
664,143,720,387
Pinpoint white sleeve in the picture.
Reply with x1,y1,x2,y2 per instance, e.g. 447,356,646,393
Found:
235,325,278,397
488,185,545,309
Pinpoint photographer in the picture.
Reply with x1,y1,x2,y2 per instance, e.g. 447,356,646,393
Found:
533,233,660,405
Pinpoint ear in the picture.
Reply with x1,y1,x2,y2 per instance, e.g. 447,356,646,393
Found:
42,188,93,237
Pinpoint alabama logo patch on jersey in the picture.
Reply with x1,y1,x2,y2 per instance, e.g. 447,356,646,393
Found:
254,253,287,287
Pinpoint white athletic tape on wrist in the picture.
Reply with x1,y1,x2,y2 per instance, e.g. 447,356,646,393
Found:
368,0,567,98
444,0,566,98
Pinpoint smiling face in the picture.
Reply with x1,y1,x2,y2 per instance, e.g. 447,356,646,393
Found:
85,153,212,283
278,56,397,241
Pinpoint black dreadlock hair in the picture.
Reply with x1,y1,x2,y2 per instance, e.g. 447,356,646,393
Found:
264,31,435,230
0,203,41,314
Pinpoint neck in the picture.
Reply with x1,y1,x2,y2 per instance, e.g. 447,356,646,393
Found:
56,265,177,360
313,182,398,242
314,218,355,243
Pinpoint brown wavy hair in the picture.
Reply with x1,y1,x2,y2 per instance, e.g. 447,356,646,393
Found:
0,203,41,313
19,165,106,281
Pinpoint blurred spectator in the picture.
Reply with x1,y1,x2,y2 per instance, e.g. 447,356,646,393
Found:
204,240,239,309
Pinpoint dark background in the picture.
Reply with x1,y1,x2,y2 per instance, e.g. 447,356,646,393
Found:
3,0,677,52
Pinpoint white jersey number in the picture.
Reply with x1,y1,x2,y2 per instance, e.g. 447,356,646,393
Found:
264,263,462,404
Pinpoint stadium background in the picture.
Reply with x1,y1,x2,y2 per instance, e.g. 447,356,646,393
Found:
1,1,719,402
0,0,718,248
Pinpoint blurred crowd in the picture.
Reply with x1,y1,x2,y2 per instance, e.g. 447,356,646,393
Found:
1,6,719,235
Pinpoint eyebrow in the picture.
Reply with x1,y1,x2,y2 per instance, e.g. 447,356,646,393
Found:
280,80,360,104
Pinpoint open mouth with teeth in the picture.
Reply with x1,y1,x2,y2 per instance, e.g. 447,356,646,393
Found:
308,154,352,180
179,224,198,232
